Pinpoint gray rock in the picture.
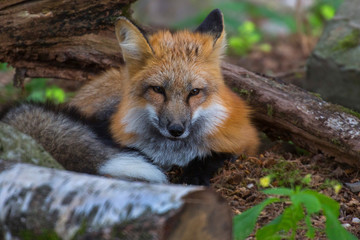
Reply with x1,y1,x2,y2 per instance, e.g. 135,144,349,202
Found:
305,0,360,111
0,122,63,169
345,182,360,193
345,181,360,193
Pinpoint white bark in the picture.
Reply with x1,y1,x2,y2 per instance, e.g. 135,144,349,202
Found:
0,160,231,240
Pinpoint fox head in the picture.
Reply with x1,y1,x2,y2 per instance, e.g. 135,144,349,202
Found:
111,9,230,144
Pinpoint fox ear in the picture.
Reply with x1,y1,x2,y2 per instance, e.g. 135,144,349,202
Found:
115,18,153,74
195,9,226,55
195,9,226,56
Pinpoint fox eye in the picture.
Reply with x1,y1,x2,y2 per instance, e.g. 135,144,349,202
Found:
152,86,165,94
189,88,200,96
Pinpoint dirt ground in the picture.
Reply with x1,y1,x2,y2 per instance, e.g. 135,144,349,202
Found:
1,34,359,238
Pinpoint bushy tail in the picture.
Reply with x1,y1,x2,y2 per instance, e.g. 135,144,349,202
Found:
0,102,167,183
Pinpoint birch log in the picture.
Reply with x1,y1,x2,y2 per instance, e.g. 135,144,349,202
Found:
0,160,232,240
1,0,360,167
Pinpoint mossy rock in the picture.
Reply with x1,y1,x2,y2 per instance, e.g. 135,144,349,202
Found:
305,0,360,111
0,122,63,169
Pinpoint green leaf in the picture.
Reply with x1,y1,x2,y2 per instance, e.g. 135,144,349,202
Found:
323,205,358,240
46,86,66,103
256,204,304,239
302,190,356,240
320,4,335,20
0,62,11,71
255,216,283,240
291,192,322,214
262,188,293,196
255,216,285,240
229,37,243,48
303,190,339,217
233,198,280,240
26,90,46,102
305,215,315,239
240,21,256,34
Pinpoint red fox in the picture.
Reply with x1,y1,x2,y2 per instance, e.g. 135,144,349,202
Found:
70,9,259,183
1,9,259,184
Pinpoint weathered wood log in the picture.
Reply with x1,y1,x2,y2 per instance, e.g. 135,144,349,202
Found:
221,63,360,168
0,0,133,81
0,0,360,167
0,160,232,240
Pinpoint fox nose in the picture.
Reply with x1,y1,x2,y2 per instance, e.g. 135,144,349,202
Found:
168,123,185,137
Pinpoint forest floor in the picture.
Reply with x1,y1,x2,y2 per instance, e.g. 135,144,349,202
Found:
210,145,360,239
1,35,359,239
214,36,360,238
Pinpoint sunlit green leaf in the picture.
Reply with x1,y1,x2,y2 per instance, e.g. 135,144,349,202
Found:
240,21,256,33
320,4,335,20
46,87,66,103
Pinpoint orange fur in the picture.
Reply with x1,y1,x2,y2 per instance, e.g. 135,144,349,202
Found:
70,68,126,117
208,87,259,155
70,14,259,159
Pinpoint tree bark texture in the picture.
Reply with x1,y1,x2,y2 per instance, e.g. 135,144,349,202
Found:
0,0,134,81
222,63,360,168
0,160,232,240
0,0,359,167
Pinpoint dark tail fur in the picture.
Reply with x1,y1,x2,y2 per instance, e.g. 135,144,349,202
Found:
0,102,167,183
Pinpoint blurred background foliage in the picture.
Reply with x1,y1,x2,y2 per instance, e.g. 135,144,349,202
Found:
0,0,343,102
134,0,342,56
0,58,73,104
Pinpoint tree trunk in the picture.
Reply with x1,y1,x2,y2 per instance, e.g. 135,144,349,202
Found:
0,0,359,167
0,160,232,240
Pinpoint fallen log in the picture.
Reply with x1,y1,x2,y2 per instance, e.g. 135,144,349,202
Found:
0,0,131,81
222,63,360,167
0,0,359,167
0,160,232,240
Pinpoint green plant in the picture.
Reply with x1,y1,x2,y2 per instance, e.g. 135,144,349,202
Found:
228,21,271,56
172,2,297,35
233,176,356,240
0,62,12,72
0,77,69,104
263,159,303,188
25,78,67,103
307,0,342,36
